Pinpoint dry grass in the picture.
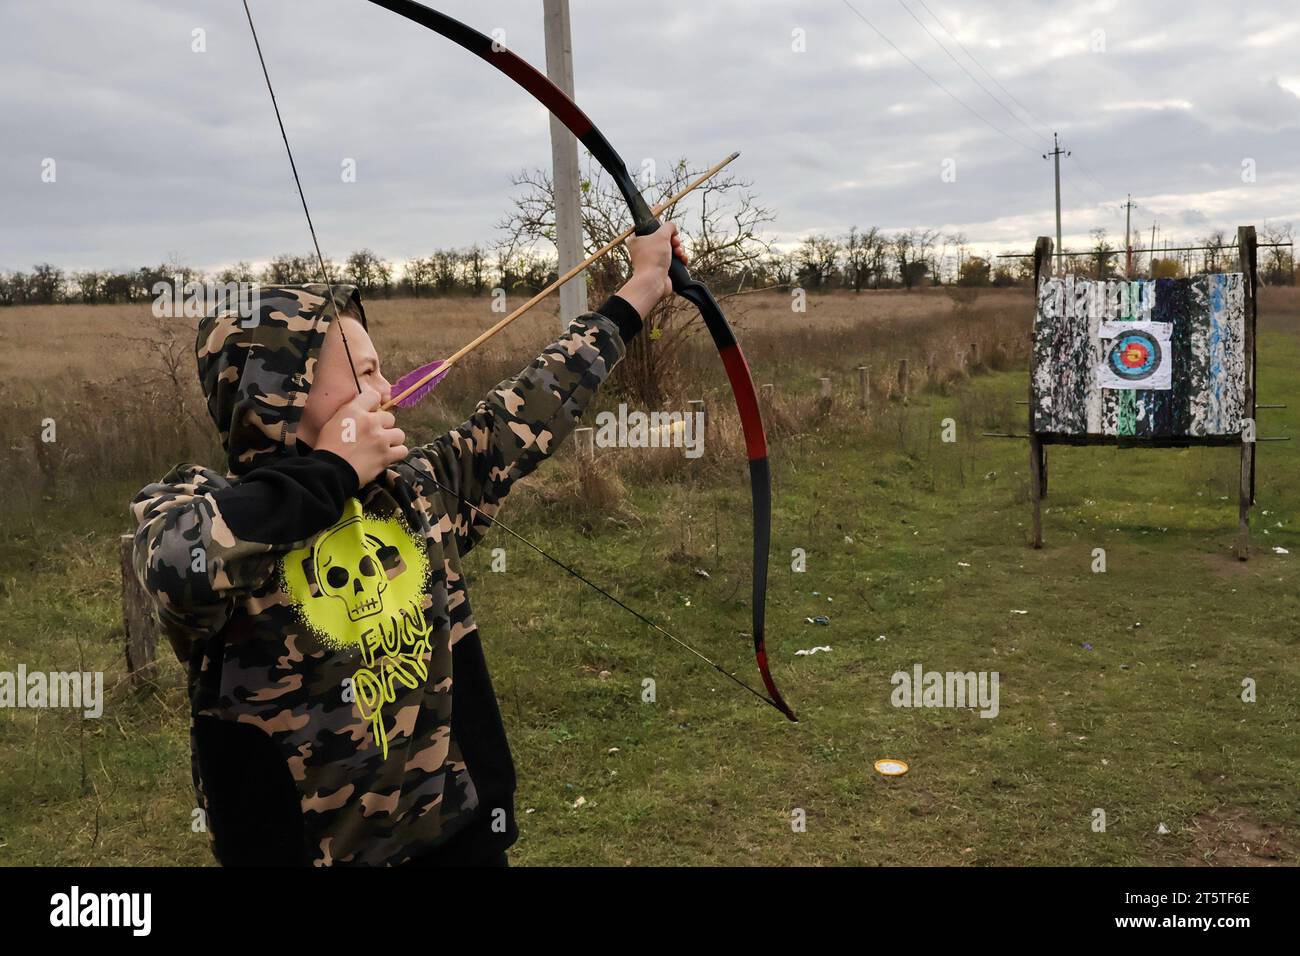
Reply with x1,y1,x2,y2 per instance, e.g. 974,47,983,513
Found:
2,284,1294,527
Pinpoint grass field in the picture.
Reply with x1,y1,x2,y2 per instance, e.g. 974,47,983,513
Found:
1,287,1296,866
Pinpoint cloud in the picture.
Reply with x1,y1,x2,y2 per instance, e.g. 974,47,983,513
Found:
1,0,1297,272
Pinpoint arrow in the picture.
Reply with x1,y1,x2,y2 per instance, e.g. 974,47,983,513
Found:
383,151,740,410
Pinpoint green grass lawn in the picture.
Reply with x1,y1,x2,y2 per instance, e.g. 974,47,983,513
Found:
2,331,1296,866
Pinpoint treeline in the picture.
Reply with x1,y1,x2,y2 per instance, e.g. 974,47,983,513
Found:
0,228,1032,307
0,246,560,307
772,223,1297,290
3,223,1293,307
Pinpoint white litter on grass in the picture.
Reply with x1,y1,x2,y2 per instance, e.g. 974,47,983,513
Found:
1274,546,1290,555
1156,822,1170,835
957,561,971,568
796,646,833,656
1010,609,1028,615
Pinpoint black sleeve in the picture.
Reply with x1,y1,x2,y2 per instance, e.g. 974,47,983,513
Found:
595,294,643,344
211,450,360,545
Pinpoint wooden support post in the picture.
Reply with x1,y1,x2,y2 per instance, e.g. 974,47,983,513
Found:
575,426,594,460
1236,225,1258,560
1238,444,1252,560
926,352,937,381
969,342,980,368
897,358,910,404
1039,442,1049,499
120,533,160,683
1028,235,1053,548
761,383,774,403
1029,435,1044,549
857,366,869,409
819,377,832,399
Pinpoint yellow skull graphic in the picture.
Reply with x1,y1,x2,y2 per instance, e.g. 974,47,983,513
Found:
281,499,430,650
311,517,389,621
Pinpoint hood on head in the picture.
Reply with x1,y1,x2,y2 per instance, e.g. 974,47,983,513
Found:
196,284,367,477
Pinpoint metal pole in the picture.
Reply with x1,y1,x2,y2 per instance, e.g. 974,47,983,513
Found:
1044,133,1069,275
1124,194,1134,278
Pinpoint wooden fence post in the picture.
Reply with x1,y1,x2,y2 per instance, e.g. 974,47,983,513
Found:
897,359,910,404
857,366,869,410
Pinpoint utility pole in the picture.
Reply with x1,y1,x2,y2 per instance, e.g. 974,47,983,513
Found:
543,0,588,328
1043,132,1070,274
1148,220,1157,277
1122,194,1136,278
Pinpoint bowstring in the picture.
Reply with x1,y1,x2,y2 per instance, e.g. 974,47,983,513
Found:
242,0,362,393
425,476,786,716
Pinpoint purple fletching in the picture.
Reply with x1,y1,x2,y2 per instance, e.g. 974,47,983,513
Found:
391,359,451,408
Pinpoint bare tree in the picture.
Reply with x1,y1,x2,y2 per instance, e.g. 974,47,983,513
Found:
842,226,886,292
1260,221,1295,285
795,234,840,289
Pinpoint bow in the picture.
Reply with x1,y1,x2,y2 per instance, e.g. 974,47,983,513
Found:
243,0,796,722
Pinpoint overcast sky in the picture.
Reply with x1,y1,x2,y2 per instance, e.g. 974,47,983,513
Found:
3,0,1298,274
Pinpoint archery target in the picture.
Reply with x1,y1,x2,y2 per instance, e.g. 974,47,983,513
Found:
1096,320,1172,390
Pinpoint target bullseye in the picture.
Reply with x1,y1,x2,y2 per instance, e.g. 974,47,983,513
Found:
1106,330,1162,383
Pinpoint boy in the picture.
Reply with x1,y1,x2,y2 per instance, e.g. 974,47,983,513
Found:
131,224,687,866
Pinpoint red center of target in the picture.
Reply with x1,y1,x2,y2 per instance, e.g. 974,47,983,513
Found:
1120,343,1149,368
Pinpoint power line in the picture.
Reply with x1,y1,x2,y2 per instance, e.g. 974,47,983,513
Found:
838,0,1039,154
839,0,1122,233
897,0,1049,150
909,0,1116,202
913,0,1051,138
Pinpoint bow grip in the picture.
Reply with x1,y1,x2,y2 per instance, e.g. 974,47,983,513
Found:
633,217,697,296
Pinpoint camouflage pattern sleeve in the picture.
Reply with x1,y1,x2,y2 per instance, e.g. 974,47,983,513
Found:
408,312,627,554
129,462,286,657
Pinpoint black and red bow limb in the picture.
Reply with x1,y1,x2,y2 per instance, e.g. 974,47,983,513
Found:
364,0,796,722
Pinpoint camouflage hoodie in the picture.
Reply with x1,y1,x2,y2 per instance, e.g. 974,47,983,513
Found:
130,284,635,865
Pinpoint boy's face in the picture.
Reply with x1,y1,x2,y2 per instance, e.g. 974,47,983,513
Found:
298,314,392,447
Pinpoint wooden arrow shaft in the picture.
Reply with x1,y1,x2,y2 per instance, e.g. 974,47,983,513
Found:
383,151,740,410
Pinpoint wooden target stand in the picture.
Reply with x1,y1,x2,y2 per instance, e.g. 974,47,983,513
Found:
1014,226,1277,560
